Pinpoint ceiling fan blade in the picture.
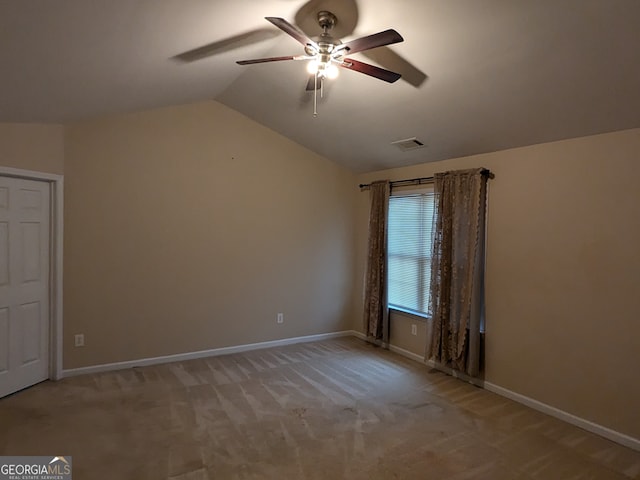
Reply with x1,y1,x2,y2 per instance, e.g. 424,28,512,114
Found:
265,17,318,49
362,48,428,88
340,29,403,55
236,56,298,65
174,28,281,62
340,58,401,83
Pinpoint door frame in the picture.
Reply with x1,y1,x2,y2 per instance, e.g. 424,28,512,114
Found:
0,166,63,381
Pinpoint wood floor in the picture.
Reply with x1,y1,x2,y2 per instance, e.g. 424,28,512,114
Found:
1,337,639,479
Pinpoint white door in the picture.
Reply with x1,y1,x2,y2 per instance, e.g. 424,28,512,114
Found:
0,176,50,398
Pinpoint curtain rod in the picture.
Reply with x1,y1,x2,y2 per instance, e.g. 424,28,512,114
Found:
358,168,494,190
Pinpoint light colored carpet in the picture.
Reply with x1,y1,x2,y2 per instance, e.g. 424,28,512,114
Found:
0,337,638,479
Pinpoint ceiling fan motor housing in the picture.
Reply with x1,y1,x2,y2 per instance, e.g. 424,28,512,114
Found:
315,11,341,57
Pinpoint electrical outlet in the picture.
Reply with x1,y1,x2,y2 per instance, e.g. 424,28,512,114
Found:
277,313,284,324
411,324,417,336
74,334,85,347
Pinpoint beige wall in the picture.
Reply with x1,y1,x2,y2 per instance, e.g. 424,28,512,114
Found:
388,311,427,357
63,100,357,368
7,107,638,441
0,123,64,174
355,128,640,440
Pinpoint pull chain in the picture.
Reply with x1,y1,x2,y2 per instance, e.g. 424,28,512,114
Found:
313,72,318,117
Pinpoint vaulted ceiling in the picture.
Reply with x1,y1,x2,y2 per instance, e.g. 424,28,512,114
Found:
1,0,639,172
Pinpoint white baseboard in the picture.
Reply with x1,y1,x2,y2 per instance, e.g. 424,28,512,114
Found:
61,328,639,452
425,359,485,388
350,330,366,341
351,329,424,364
484,382,640,452
388,344,425,363
349,330,423,363
62,331,354,378
350,330,639,452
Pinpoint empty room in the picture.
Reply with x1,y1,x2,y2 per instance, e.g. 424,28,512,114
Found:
0,1,639,479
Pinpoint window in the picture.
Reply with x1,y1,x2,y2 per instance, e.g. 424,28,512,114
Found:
387,188,435,316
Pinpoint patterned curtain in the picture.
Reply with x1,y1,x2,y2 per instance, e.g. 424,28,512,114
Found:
427,168,488,377
363,180,390,342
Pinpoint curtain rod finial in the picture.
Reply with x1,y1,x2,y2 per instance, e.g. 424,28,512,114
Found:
481,168,495,179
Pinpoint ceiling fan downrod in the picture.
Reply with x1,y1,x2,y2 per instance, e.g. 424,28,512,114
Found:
312,11,338,117
313,69,318,117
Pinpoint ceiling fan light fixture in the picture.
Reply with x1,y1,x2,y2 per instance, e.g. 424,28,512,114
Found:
307,59,339,79
325,63,339,79
306,60,319,74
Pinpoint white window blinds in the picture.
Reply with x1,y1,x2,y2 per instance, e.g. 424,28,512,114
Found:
387,190,436,316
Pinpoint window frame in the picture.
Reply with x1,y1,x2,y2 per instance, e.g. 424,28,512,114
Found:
386,184,435,319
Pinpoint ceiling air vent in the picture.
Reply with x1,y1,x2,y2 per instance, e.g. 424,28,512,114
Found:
390,137,426,152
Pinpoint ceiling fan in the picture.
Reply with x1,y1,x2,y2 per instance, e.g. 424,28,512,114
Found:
236,11,404,116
